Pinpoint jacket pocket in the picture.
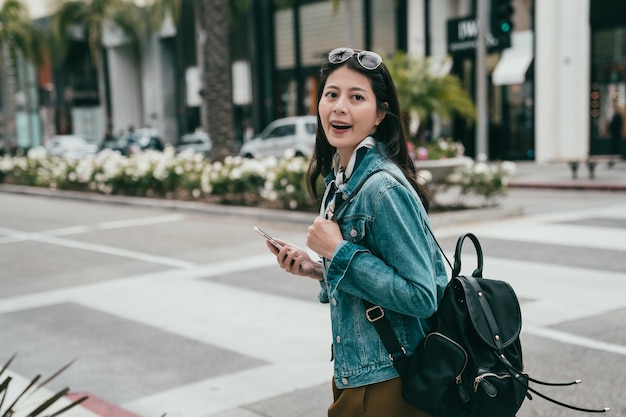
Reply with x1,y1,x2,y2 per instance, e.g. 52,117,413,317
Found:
339,217,366,243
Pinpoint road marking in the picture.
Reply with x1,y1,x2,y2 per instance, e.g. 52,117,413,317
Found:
2,201,626,417
122,362,332,417
0,214,185,243
0,254,330,417
41,235,197,269
45,214,186,236
0,215,194,268
526,327,626,356
0,254,279,314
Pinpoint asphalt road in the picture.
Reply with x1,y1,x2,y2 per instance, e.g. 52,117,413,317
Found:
0,187,625,417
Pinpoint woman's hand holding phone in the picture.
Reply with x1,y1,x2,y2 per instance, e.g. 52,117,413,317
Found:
254,226,284,250
254,226,323,281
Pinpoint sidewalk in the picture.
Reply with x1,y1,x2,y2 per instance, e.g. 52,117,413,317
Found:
1,159,625,417
1,160,625,230
509,159,626,191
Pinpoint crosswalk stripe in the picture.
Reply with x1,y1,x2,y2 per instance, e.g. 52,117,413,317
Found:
2,201,626,417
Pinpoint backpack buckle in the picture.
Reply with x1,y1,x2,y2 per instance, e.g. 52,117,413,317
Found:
366,305,385,322
389,347,407,362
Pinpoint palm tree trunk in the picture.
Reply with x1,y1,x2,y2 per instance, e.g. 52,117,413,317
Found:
1,40,17,151
199,0,237,160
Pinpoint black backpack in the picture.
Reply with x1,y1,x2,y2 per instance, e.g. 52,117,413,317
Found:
402,232,526,417
364,232,611,417
333,168,610,416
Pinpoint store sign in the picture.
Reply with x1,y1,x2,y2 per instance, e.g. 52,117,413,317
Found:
447,16,507,54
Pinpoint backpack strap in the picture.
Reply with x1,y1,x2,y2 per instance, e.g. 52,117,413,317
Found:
333,167,452,268
362,300,410,374
332,167,450,375
462,276,505,354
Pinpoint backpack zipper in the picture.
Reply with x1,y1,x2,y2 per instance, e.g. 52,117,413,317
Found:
473,372,512,396
426,332,470,401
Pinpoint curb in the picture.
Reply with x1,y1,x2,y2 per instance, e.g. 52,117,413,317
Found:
0,184,524,226
65,393,144,417
510,181,626,192
0,184,315,224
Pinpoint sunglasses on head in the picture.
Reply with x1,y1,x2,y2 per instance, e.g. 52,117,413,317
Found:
327,47,383,70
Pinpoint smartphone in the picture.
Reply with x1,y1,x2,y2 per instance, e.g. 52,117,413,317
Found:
253,226,284,249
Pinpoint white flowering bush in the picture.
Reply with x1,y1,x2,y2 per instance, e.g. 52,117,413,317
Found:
0,146,515,211
444,160,517,206
0,146,319,211
414,137,465,160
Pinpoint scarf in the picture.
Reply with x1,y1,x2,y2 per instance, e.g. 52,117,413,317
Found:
321,137,376,220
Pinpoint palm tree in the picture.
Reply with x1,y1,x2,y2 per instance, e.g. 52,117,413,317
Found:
198,0,238,160
51,0,181,140
51,0,146,133
52,0,147,67
148,0,181,31
196,0,339,161
385,51,476,143
0,0,45,152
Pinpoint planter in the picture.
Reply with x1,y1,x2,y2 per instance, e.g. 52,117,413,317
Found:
414,156,472,183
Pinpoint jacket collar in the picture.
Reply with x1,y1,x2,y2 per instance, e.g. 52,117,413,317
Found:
324,141,390,200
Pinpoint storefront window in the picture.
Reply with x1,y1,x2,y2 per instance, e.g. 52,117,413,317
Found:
590,28,626,152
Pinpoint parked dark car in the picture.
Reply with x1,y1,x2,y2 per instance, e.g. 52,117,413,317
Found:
100,128,164,155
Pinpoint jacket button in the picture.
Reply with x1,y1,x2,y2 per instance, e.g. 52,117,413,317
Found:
350,228,358,238
341,377,349,385
336,335,341,343
332,298,337,306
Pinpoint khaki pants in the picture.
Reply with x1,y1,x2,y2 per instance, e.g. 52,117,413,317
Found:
328,377,431,417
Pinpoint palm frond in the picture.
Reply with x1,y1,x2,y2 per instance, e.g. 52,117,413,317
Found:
149,0,181,31
386,51,476,126
105,2,146,56
0,378,10,413
46,394,89,417
0,0,45,67
36,360,76,391
0,0,31,22
52,0,148,66
2,374,41,417
0,355,86,417
25,387,69,417
0,354,17,380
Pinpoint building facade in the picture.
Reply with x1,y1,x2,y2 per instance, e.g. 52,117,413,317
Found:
253,0,624,162
4,0,624,162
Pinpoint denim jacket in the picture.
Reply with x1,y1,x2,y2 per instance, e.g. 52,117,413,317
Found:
319,143,448,389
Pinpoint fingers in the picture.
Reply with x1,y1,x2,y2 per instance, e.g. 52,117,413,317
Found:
276,246,306,274
265,240,280,255
307,216,341,259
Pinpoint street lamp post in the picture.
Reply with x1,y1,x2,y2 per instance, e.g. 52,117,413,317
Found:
475,0,489,161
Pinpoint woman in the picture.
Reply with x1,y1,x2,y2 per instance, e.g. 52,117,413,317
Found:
266,47,448,417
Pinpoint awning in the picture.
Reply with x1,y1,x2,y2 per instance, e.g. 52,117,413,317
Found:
492,31,534,86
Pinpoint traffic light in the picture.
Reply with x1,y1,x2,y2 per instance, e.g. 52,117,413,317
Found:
491,0,514,48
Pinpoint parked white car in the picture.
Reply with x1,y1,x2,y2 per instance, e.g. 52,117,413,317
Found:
239,115,317,159
44,135,98,159
176,131,212,157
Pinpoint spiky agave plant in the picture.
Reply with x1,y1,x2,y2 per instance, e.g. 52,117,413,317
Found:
0,353,88,417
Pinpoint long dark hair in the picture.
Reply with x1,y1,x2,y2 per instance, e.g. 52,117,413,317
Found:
307,52,432,212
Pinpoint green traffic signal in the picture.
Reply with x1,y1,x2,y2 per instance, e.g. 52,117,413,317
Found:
500,22,511,33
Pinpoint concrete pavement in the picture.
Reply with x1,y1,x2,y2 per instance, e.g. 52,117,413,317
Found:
509,159,626,191
1,159,625,227
1,158,625,417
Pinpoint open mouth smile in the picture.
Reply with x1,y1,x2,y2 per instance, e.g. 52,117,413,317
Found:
331,123,352,130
